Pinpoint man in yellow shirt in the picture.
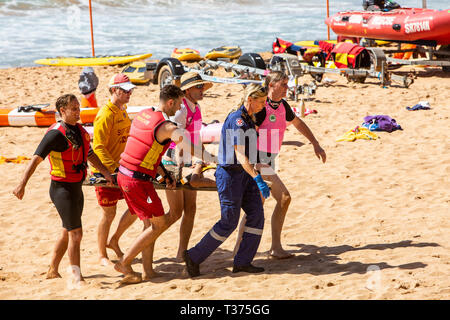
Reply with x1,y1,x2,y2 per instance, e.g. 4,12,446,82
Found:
92,73,137,266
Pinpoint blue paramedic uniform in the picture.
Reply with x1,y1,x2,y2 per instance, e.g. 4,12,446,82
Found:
187,105,264,267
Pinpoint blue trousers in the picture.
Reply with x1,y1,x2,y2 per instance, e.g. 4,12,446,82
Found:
188,165,264,267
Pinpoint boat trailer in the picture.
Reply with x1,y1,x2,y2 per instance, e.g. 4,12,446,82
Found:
153,48,417,102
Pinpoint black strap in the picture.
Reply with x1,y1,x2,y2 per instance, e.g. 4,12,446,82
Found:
17,104,50,113
159,163,174,184
131,171,154,181
180,74,204,88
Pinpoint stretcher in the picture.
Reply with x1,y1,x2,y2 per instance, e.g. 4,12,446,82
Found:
82,175,217,191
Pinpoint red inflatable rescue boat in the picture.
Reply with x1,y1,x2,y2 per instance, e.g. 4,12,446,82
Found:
325,8,450,45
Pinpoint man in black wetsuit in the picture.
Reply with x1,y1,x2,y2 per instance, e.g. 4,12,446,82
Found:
363,0,401,11
13,94,112,284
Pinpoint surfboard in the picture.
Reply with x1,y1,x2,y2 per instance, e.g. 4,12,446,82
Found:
121,61,153,84
295,40,338,47
204,46,242,60
295,39,390,48
34,53,153,66
0,105,154,127
171,48,203,61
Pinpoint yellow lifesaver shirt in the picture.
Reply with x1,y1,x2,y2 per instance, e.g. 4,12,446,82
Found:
92,99,131,173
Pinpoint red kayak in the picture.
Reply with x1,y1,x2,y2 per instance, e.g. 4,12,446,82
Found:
325,8,450,45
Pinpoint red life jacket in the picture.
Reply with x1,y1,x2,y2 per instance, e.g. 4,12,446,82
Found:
47,122,90,183
119,109,172,178
272,37,293,54
330,42,367,69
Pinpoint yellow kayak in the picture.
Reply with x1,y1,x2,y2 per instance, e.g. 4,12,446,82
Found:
295,39,390,47
171,48,203,61
121,61,153,84
295,40,338,47
204,46,242,60
34,53,152,66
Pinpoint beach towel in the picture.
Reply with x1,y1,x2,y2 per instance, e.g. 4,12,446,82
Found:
362,115,402,132
336,126,379,142
406,101,431,111
304,108,318,116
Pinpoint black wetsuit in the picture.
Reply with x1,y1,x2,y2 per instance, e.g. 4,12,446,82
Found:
254,99,296,169
35,123,93,231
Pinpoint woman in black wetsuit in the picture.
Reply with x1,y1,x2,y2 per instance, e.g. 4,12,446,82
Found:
13,94,112,283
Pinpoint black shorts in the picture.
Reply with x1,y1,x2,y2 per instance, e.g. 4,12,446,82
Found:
49,180,84,231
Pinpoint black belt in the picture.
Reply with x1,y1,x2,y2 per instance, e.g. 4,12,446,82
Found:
119,166,154,182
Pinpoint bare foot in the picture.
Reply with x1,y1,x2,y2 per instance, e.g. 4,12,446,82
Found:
107,239,124,258
114,260,134,275
99,257,114,267
268,249,294,260
120,273,142,285
142,270,163,281
46,267,61,279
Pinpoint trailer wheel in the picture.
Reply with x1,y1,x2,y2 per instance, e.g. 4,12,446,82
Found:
311,73,323,82
435,45,450,73
346,75,366,83
157,65,180,89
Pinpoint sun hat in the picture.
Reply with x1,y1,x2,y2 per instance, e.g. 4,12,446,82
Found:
180,72,213,91
108,73,136,91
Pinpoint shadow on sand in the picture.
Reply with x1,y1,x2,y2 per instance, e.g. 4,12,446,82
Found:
144,239,438,282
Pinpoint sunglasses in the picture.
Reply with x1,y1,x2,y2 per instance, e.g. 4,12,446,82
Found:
119,87,133,94
194,84,204,89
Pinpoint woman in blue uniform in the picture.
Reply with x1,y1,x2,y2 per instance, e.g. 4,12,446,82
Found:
183,83,270,277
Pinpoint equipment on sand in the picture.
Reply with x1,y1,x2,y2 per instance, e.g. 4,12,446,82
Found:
325,8,450,46
171,48,203,61
121,61,154,84
0,105,153,127
34,53,153,66
204,46,242,60
0,104,59,126
325,7,450,71
295,39,390,47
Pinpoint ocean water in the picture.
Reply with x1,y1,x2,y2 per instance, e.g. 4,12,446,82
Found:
0,0,448,68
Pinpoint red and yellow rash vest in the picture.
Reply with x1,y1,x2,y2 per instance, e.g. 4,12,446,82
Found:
119,109,172,178
47,122,90,182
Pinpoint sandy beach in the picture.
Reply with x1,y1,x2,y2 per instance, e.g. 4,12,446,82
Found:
0,55,449,300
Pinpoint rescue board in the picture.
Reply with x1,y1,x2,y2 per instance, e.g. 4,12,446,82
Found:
295,39,390,47
295,40,338,47
121,61,153,84
0,105,154,127
171,48,203,61
204,46,242,60
34,53,153,66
